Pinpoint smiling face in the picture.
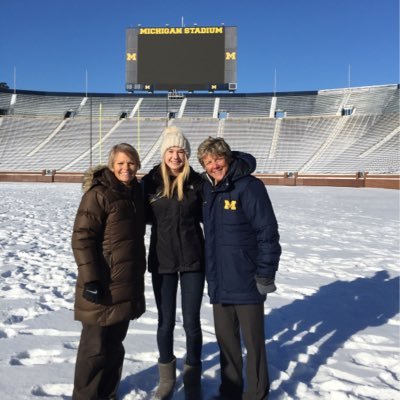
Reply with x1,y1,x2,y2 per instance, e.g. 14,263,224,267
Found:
202,153,230,184
111,151,138,184
163,147,186,176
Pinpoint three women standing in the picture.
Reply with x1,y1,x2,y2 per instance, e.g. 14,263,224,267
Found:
142,126,205,400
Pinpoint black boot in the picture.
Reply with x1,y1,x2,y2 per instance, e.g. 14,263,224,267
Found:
183,363,202,400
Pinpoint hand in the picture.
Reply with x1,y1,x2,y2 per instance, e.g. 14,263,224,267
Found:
133,294,146,319
82,281,103,304
256,276,277,295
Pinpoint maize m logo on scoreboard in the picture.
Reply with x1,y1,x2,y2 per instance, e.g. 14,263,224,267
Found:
126,51,236,62
125,26,237,91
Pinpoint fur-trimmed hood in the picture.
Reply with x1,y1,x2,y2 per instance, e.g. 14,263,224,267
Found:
81,165,109,193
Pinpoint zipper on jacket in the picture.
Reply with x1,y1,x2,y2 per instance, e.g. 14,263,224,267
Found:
177,201,185,269
130,199,137,213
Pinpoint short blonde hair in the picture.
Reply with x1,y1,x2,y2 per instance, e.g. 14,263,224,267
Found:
108,143,141,170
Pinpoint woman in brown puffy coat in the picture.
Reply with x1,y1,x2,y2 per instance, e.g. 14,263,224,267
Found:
71,143,146,400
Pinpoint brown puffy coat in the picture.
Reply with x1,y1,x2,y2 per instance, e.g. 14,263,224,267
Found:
72,166,146,326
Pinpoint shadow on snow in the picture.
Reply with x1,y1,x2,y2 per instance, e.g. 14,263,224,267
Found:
119,270,399,399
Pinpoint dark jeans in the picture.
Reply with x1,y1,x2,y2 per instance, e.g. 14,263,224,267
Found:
72,320,130,400
152,271,205,366
213,303,269,400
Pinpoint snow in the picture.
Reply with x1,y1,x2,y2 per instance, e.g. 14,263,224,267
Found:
0,183,399,400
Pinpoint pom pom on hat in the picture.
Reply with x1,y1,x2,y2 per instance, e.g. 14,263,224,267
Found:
160,126,191,158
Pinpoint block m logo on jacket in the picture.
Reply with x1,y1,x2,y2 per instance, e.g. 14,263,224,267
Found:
224,200,237,210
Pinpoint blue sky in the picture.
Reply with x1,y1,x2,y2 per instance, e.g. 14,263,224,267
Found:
1,0,398,94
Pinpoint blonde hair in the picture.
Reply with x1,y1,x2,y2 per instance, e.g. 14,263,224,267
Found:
108,143,141,170
160,155,190,201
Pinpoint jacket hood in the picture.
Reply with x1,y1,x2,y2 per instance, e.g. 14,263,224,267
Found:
82,165,111,193
228,151,256,181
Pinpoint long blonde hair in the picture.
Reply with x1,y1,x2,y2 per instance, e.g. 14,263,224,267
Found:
160,156,190,201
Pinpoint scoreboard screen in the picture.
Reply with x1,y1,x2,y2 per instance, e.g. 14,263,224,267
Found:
125,26,237,92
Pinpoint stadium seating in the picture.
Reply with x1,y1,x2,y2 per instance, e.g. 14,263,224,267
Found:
0,84,398,175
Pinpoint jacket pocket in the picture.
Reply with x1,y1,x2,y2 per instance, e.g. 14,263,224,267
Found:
221,247,256,293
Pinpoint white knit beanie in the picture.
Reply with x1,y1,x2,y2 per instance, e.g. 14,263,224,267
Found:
160,126,191,158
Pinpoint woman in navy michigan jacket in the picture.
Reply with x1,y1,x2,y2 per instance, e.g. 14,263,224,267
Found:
197,137,281,400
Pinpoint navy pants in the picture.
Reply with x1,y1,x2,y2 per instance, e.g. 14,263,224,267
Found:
152,271,205,366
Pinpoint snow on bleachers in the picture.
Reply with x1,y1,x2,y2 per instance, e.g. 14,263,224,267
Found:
11,92,84,117
0,116,61,170
264,117,339,173
307,114,400,173
0,92,12,109
0,85,398,174
183,97,216,117
218,95,272,117
222,118,275,172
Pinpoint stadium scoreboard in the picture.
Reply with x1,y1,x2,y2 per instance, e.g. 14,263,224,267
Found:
125,26,237,92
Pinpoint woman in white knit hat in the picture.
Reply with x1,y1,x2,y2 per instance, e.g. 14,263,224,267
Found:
141,126,205,400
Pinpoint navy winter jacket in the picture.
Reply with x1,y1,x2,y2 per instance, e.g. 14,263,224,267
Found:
202,151,281,304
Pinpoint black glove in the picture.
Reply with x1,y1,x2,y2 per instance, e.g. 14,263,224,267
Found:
82,281,103,304
256,276,277,295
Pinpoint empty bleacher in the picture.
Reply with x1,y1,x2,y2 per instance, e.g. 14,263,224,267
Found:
0,84,398,175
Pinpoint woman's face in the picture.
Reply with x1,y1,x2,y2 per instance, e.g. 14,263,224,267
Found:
202,153,229,184
111,151,138,184
164,147,186,176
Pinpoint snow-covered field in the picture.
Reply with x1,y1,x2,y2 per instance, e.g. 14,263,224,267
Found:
0,183,399,400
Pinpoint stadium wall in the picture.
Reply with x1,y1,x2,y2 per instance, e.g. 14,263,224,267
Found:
0,171,398,189
257,172,400,189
